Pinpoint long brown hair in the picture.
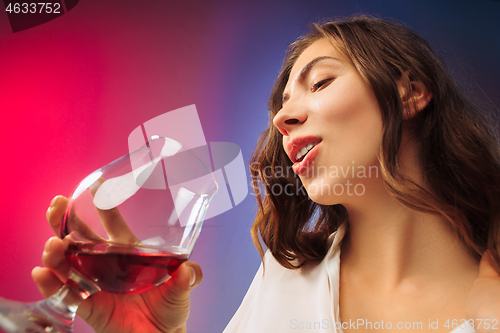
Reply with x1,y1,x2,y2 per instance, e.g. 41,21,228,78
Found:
250,15,500,270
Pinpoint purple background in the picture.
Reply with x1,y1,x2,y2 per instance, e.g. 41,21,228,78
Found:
0,1,499,332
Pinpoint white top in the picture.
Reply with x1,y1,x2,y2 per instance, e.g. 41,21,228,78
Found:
223,224,476,333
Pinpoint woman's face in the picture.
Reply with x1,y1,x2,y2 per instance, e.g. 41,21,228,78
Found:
273,39,383,205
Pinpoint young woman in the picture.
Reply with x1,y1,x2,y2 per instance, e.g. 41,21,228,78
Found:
36,15,500,333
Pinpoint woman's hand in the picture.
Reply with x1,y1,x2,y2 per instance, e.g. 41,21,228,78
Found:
32,196,202,333
467,251,500,333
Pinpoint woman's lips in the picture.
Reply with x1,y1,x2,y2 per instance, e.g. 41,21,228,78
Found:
292,142,320,176
286,136,322,162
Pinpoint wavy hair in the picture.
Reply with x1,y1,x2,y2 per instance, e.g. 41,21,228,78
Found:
250,15,500,270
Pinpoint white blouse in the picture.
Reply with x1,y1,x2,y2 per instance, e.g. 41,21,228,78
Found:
223,224,476,333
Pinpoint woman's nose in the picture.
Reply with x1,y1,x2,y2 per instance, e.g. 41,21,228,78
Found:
272,103,308,136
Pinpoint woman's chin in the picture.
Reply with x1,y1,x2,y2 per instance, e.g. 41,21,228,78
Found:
303,178,368,206
304,185,342,206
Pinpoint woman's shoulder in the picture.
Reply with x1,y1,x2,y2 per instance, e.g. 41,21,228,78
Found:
224,248,336,333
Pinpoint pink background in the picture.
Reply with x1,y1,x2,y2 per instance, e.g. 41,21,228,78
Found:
0,1,499,332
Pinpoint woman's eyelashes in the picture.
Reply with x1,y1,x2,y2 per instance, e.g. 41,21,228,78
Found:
311,77,334,92
280,75,335,106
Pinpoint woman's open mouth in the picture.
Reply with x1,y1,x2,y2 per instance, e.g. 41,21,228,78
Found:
292,142,320,176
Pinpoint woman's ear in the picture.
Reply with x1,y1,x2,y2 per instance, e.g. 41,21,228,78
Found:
397,74,433,119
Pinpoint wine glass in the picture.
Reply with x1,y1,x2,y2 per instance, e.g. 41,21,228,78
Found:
0,135,218,333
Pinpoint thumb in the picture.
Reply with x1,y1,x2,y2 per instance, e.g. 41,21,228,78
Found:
169,261,203,293
150,261,203,310
141,261,203,332
479,251,500,278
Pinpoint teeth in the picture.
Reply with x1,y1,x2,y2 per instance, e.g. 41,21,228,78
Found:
295,143,316,162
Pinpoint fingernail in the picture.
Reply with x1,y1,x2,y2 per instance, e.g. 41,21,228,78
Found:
31,266,41,279
189,267,196,287
46,205,53,217
44,237,54,252
50,196,59,208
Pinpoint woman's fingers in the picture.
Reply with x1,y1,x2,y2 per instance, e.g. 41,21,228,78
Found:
46,195,68,235
96,206,139,244
90,178,140,244
48,194,105,243
49,180,141,246
158,261,203,307
171,261,203,290
31,266,64,298
41,236,70,283
140,261,202,332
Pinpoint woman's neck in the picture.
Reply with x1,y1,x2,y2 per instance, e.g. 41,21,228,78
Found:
340,183,478,291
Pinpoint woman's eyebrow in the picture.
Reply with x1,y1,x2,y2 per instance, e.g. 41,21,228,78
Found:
282,56,341,105
297,56,341,82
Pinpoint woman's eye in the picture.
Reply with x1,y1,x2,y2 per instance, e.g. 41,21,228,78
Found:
311,78,333,92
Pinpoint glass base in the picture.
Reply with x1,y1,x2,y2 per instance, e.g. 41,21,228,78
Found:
0,295,74,333
0,270,99,333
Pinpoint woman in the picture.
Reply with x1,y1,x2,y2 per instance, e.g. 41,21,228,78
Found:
35,15,500,333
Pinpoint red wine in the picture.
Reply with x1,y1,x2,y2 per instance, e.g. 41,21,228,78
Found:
66,244,188,294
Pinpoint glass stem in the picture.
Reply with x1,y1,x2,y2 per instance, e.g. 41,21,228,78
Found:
29,269,100,333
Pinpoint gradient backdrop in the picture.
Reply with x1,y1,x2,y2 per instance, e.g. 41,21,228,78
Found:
0,1,499,332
